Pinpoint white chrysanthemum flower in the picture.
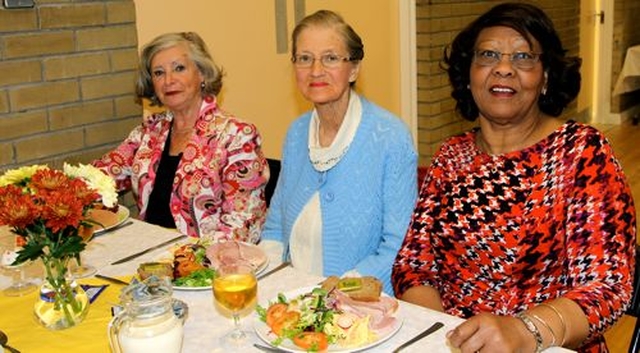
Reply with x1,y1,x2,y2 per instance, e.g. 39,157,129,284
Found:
0,165,48,187
63,163,118,208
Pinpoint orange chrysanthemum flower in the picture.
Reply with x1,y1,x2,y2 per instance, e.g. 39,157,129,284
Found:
0,185,39,229
40,191,87,233
67,177,100,206
0,164,117,268
30,169,69,192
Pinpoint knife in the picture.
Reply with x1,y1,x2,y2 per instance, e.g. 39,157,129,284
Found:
392,321,444,352
95,274,130,286
256,261,290,280
110,234,187,265
253,343,288,352
94,220,134,237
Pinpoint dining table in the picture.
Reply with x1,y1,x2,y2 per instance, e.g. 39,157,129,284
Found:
0,217,574,353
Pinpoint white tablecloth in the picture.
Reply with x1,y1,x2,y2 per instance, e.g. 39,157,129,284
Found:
614,45,640,95
1,219,574,352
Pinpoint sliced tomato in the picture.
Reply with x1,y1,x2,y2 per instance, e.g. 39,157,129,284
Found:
292,332,329,351
266,303,288,328
271,311,300,336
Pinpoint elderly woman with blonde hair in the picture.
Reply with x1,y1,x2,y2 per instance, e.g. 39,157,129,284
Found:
95,32,268,242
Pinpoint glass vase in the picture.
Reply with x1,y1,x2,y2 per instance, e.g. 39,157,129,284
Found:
34,256,89,330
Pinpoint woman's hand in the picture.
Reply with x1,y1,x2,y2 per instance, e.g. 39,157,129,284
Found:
446,313,535,353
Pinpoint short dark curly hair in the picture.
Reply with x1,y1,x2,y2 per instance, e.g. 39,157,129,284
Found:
442,2,582,121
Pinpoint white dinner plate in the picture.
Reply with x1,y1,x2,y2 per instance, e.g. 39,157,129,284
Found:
172,282,213,292
254,286,403,352
92,205,130,235
155,241,269,292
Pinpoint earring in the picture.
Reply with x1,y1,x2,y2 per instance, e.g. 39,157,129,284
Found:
466,84,471,89
541,87,547,95
200,82,205,90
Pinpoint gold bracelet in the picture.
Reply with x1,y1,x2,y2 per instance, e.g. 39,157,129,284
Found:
530,312,558,346
539,303,567,346
516,312,544,353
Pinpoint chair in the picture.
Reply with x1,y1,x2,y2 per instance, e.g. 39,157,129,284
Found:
265,158,281,207
628,245,640,353
418,166,428,189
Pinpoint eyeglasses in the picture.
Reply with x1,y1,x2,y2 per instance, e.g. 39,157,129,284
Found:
473,50,542,70
292,53,352,68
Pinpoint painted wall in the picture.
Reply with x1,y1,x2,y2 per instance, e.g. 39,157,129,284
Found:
133,0,401,159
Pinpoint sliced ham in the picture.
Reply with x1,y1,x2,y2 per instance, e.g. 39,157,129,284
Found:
331,289,399,335
206,241,266,270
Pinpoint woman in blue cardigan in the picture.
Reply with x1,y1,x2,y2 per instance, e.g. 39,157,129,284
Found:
260,10,417,294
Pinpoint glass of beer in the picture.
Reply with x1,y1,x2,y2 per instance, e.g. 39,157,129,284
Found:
212,262,257,347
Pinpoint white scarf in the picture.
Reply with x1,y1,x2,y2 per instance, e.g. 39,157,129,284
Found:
308,91,362,172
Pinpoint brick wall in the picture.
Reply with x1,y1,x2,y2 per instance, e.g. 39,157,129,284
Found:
415,0,580,166
611,0,640,114
0,0,140,171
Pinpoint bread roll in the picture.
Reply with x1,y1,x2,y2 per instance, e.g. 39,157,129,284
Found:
321,276,383,302
137,262,174,280
86,208,119,230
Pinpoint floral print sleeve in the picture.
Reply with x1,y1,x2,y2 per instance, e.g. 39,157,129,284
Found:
92,125,144,193
178,113,268,243
92,113,171,213
392,121,636,352
93,97,268,242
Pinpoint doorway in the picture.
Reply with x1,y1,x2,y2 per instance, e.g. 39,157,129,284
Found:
580,0,618,124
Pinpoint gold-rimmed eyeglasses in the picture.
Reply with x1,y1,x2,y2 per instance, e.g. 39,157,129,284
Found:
473,50,542,70
292,53,352,69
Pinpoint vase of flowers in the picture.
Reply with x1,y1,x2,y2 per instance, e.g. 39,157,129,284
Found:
0,163,117,330
34,255,89,330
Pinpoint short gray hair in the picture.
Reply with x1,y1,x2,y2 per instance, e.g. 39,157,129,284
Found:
291,10,364,63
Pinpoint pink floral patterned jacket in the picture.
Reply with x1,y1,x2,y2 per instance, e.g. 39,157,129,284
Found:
94,97,268,243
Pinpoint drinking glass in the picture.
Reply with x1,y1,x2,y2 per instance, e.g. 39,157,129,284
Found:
68,227,96,278
212,263,258,348
1,246,36,296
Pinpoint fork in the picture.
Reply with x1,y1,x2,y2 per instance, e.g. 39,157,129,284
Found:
392,321,444,352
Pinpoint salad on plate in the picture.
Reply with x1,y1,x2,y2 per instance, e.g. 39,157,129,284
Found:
138,239,268,290
256,277,400,352
138,240,216,290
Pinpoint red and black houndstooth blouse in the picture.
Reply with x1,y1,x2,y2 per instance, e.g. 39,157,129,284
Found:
392,120,636,353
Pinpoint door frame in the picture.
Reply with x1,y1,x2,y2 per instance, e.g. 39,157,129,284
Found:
398,0,417,145
592,0,619,124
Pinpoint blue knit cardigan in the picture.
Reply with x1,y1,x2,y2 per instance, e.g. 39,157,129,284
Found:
261,97,418,294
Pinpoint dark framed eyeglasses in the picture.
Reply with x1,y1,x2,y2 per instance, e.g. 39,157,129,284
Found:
473,50,542,70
